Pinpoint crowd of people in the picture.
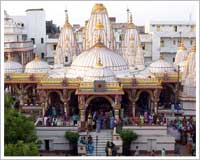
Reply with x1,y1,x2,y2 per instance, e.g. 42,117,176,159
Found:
169,116,196,155
86,110,119,132
79,135,94,155
123,112,167,126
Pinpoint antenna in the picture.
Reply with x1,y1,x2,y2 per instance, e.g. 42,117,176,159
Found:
126,6,130,23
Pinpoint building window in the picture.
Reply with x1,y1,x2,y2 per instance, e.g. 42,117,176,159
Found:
31,38,35,44
53,44,57,50
191,25,195,32
174,26,177,32
22,35,27,41
190,40,193,45
156,25,161,32
173,40,176,45
17,35,19,42
160,40,164,47
41,53,45,59
172,57,175,62
41,38,44,44
65,56,68,62
21,23,24,27
119,34,123,41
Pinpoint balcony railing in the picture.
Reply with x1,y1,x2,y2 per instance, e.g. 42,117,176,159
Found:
4,41,34,49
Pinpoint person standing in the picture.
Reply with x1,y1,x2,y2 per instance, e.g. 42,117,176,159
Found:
105,141,113,156
151,150,155,156
96,113,102,132
187,133,193,155
87,113,93,131
87,135,94,155
134,146,140,156
161,148,166,156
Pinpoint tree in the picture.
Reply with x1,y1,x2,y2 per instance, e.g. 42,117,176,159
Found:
65,131,79,155
5,141,39,156
5,108,38,144
4,93,14,109
119,130,138,155
4,93,39,156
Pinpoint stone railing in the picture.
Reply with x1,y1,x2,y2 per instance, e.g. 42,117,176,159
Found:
4,41,34,49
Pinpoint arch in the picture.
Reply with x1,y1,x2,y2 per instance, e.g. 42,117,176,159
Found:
85,95,114,108
135,90,154,102
135,91,153,116
164,83,176,94
47,90,64,102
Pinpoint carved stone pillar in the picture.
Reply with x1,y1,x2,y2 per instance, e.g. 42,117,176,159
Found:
153,89,161,114
114,95,122,120
78,95,86,129
131,90,137,117
132,101,136,117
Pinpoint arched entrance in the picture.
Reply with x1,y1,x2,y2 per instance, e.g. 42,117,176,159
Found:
121,91,132,117
68,91,79,116
159,84,175,109
85,96,114,130
136,91,152,116
46,91,64,117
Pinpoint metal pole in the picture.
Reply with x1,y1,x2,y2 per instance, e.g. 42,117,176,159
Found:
96,135,98,156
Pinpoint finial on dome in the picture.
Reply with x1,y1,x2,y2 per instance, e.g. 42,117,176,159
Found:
65,7,69,23
92,3,106,13
95,20,104,30
96,57,103,66
64,8,71,28
128,13,134,29
34,54,40,61
130,14,133,23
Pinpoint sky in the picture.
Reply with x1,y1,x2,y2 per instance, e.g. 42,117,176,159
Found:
2,1,198,27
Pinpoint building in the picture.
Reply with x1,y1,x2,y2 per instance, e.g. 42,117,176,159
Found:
4,11,34,66
4,3,196,156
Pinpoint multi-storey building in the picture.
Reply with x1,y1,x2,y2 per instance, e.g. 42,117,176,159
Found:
4,11,34,66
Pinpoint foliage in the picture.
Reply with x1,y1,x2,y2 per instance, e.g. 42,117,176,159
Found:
5,140,39,156
4,93,14,109
119,130,138,145
65,131,79,144
5,108,38,144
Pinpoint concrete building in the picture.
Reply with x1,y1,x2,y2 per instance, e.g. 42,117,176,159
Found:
4,11,34,66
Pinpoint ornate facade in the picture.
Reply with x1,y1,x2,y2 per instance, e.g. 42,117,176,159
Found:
4,3,196,155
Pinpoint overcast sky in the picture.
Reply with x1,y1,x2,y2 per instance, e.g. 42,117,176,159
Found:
2,1,198,27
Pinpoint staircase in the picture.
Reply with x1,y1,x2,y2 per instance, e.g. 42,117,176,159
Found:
88,129,113,156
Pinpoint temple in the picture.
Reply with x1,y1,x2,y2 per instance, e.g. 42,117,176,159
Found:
4,3,196,156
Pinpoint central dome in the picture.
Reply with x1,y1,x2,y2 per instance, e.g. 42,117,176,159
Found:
67,42,130,78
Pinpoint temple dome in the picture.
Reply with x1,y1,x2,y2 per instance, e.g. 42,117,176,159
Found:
148,56,175,73
4,56,23,73
67,42,130,78
83,58,116,82
25,55,50,73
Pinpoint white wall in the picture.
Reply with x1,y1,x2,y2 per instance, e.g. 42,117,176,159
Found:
26,9,47,58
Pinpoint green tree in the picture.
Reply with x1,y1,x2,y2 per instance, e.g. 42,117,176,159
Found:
4,93,39,156
4,93,14,109
65,131,79,155
119,130,138,155
5,141,39,156
5,108,38,144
